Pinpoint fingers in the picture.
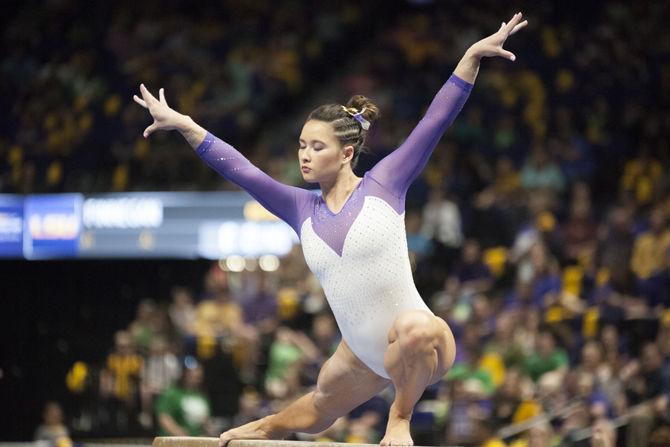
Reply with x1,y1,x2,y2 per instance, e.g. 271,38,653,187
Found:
133,95,147,108
136,84,168,107
509,20,528,36
503,12,523,36
499,49,516,61
140,83,158,104
159,87,168,106
143,121,159,138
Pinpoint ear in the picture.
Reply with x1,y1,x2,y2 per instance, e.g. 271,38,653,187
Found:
342,145,355,164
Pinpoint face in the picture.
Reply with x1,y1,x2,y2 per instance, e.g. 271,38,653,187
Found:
298,120,353,183
538,332,555,356
184,365,204,389
44,403,63,425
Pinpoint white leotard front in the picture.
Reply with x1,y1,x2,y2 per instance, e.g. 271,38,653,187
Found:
301,194,431,378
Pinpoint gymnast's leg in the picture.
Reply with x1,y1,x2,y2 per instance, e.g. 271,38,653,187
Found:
381,310,456,446
219,340,390,446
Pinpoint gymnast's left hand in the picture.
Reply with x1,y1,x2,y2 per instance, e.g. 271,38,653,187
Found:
467,12,528,61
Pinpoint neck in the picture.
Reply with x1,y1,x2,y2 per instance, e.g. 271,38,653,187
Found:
320,167,361,211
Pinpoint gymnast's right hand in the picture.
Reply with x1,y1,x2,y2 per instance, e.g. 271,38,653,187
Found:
133,84,185,138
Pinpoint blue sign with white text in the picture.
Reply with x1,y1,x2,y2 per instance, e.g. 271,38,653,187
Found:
0,195,24,257
24,194,83,259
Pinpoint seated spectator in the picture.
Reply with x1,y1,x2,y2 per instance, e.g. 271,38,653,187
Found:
520,144,565,195
156,359,213,436
621,144,665,208
128,299,159,354
561,183,598,262
99,330,143,432
523,329,568,382
405,210,433,261
421,187,463,272
486,311,525,369
34,402,72,447
311,312,340,359
596,206,634,291
239,272,279,335
630,207,670,306
169,286,197,337
450,239,493,294
623,342,670,447
195,288,245,338
265,326,320,399
139,336,181,429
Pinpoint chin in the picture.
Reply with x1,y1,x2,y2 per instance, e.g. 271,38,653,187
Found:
301,173,319,184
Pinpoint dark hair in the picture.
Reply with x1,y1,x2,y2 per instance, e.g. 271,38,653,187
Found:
307,95,380,168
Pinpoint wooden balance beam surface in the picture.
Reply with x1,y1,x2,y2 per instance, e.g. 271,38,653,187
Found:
153,437,448,447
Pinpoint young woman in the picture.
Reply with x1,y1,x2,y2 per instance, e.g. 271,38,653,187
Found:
135,13,527,446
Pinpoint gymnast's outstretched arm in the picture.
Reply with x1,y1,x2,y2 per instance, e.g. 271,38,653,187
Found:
133,85,311,234
370,12,528,197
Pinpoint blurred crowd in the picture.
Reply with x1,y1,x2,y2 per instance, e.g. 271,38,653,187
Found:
8,0,670,446
1,0,376,193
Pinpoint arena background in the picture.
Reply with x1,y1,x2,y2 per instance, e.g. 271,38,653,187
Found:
2,0,669,445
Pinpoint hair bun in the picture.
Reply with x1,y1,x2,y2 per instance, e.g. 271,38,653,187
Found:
346,95,380,126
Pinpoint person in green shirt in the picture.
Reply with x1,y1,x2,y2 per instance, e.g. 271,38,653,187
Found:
156,358,212,436
523,329,568,382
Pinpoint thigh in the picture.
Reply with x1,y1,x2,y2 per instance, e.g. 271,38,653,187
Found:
314,340,391,418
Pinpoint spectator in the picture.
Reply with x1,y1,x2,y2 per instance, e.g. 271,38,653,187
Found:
34,402,72,447
631,207,670,306
520,144,565,195
621,144,665,208
623,343,670,447
523,329,568,382
450,239,493,294
421,187,463,272
155,359,213,436
99,330,143,432
169,286,197,337
128,299,160,354
139,336,181,429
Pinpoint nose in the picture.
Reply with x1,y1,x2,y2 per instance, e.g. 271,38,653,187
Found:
300,148,310,163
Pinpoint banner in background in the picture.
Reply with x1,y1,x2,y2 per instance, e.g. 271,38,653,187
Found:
0,192,296,259
0,195,24,258
23,194,83,259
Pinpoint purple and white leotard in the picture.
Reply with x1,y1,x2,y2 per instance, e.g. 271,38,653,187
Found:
196,73,473,378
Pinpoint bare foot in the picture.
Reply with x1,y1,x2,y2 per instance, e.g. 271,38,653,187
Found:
380,417,413,446
219,416,276,447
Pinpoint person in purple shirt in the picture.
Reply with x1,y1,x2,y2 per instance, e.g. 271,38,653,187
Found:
134,13,527,446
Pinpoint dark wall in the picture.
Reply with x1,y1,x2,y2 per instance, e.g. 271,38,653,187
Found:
0,259,210,440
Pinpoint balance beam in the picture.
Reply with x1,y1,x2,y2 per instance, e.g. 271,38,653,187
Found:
153,437,441,447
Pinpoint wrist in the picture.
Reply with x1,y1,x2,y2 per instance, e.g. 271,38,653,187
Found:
176,114,194,133
464,47,483,63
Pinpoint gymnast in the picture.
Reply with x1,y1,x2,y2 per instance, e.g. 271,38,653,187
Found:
135,12,527,446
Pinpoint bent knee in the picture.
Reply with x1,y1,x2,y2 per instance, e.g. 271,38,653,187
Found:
391,311,441,351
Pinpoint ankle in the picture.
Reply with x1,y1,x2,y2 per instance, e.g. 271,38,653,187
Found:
389,405,413,422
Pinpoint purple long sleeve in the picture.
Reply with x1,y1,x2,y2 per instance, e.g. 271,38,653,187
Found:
369,73,473,197
196,133,313,234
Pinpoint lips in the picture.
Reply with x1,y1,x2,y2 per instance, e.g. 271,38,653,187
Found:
301,166,312,173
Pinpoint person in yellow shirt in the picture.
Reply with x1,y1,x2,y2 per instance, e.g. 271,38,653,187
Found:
195,290,244,337
621,147,664,207
100,331,143,402
630,207,670,306
99,330,143,432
